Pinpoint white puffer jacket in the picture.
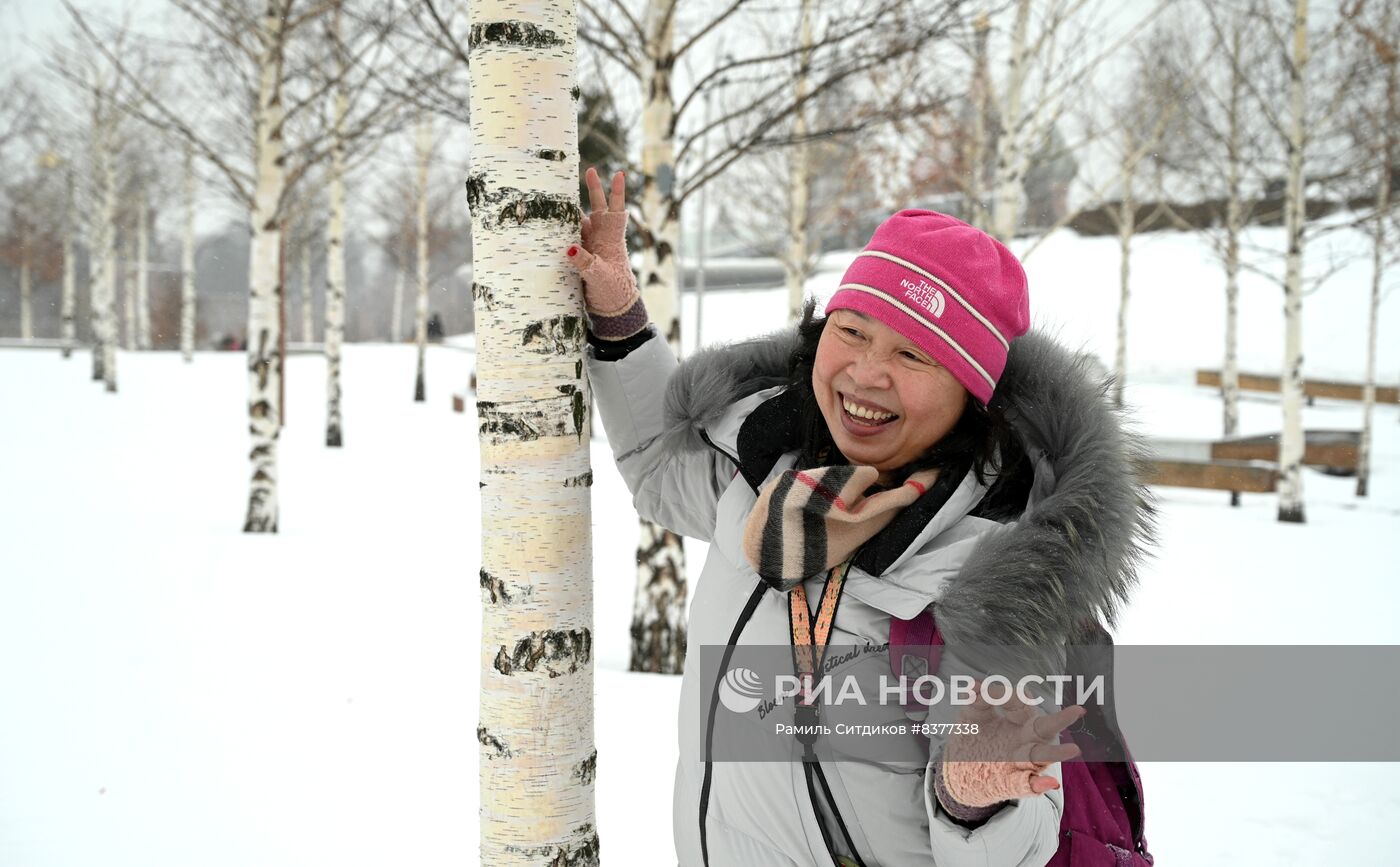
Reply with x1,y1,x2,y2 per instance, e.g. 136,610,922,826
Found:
587,324,1153,867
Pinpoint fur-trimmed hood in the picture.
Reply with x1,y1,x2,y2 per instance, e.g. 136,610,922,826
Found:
657,325,1157,648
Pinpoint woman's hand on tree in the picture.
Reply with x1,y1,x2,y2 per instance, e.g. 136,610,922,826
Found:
567,166,639,320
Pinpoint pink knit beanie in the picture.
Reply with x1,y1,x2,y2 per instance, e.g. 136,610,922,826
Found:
824,210,1030,405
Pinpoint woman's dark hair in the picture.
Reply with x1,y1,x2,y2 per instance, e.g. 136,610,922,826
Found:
785,298,1026,494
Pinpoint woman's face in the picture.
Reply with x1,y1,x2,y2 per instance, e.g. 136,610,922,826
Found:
812,309,970,474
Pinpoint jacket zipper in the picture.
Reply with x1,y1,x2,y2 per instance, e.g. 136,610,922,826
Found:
699,428,755,494
699,580,768,867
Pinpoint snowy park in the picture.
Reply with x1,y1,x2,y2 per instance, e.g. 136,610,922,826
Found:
4,0,1400,864
4,221,1400,865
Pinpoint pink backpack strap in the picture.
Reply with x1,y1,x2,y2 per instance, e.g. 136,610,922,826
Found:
889,609,944,715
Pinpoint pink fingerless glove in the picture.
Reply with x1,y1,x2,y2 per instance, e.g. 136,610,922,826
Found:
568,208,648,341
933,710,1058,822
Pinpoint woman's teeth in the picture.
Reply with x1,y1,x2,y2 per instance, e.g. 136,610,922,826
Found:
842,398,896,423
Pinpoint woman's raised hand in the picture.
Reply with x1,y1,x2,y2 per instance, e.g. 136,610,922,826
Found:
938,684,1085,809
567,166,639,321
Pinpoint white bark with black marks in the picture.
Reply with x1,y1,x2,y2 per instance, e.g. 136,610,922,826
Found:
90,105,118,391
990,0,1032,241
966,13,992,232
19,228,32,341
243,0,289,534
1357,5,1395,497
122,232,136,351
785,0,815,324
1222,21,1244,459
630,0,689,677
414,116,430,402
300,251,313,344
470,3,598,862
181,143,197,362
325,8,347,448
1278,0,1309,524
1113,165,1134,408
61,169,77,358
391,235,405,342
136,198,151,351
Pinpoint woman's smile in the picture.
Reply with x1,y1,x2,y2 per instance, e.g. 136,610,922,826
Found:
838,392,900,436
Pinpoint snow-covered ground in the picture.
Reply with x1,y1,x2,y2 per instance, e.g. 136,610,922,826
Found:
3,223,1399,866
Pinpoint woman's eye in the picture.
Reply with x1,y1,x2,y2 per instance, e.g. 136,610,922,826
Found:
901,351,927,363
841,327,863,339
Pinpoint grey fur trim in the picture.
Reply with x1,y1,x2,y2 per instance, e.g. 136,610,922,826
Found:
657,325,801,455
934,331,1158,648
659,324,1157,646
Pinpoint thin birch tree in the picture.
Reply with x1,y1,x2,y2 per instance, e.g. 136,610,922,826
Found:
324,2,349,445
181,141,197,361
14,211,34,341
785,0,815,322
45,12,146,389
413,115,432,402
90,82,120,390
468,2,599,862
1278,0,1312,524
134,192,151,351
59,157,79,357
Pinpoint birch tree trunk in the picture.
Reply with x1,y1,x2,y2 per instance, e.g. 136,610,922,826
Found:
413,116,430,402
1112,162,1134,408
122,233,136,351
468,3,598,862
181,143,197,362
990,0,1032,241
966,12,991,231
1358,19,1394,496
391,230,405,342
243,0,289,534
1222,25,1244,505
633,0,687,675
19,229,32,341
785,0,815,324
325,12,347,447
639,0,680,348
91,111,119,391
300,251,313,343
61,170,77,357
136,198,151,350
1277,0,1309,524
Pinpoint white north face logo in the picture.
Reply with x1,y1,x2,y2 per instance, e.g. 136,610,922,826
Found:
900,278,946,318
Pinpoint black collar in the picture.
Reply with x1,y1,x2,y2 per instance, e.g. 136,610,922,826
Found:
733,389,970,577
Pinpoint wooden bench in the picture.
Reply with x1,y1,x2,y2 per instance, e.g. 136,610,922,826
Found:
1152,430,1359,476
1196,370,1399,404
1211,430,1359,474
0,338,77,350
1147,459,1280,492
1147,428,1361,495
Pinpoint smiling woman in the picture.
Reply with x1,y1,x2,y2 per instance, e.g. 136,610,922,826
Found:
569,169,1156,867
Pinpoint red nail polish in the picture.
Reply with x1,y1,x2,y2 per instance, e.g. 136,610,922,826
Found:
567,246,577,256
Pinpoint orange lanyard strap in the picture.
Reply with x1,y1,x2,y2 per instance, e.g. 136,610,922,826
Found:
788,558,853,708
